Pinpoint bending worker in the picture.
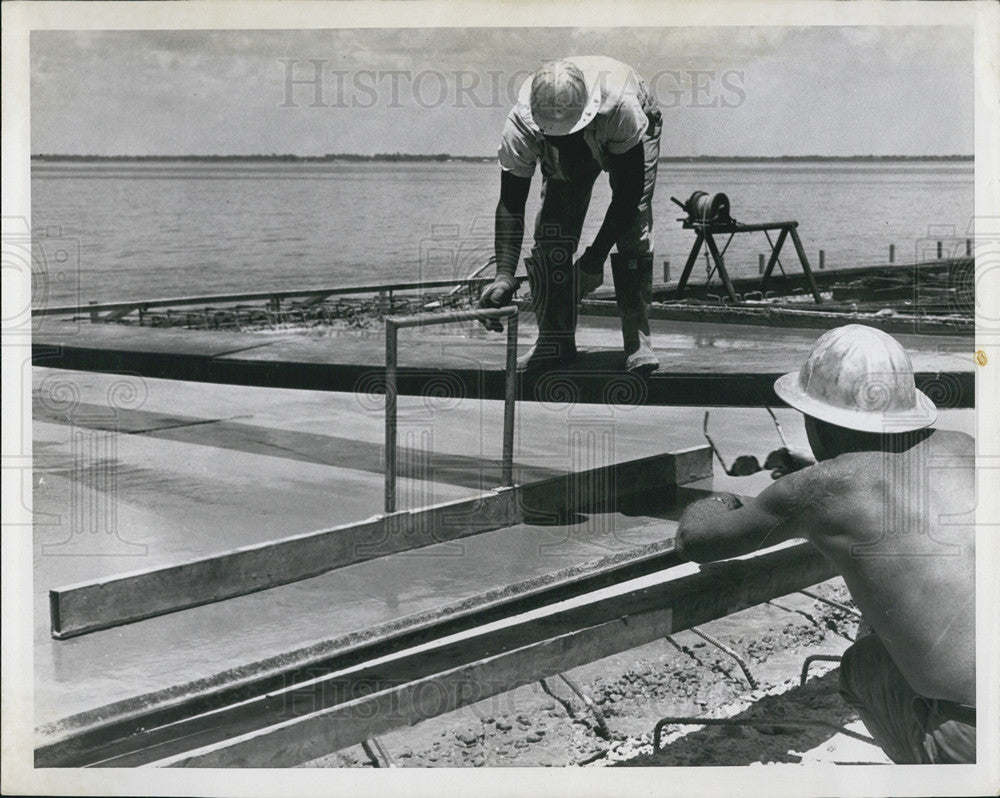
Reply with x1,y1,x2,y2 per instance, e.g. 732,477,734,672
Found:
676,324,975,764
478,56,662,373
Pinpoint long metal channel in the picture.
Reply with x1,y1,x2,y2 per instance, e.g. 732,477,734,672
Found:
36,532,693,768
36,541,835,767
152,543,835,767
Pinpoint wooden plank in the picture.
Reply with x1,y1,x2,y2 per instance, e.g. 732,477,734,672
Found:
48,446,712,639
135,542,834,768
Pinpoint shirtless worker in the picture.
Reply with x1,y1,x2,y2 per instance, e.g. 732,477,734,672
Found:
477,56,662,373
675,324,976,764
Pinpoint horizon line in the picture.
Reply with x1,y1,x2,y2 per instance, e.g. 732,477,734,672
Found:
31,153,975,162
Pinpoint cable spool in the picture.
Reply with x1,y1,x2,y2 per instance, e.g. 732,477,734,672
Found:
672,191,732,225
689,191,731,224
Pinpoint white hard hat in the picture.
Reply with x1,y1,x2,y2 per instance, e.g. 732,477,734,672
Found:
519,59,601,136
773,324,937,433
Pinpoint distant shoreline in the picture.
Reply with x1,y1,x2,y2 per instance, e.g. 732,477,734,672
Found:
31,153,974,164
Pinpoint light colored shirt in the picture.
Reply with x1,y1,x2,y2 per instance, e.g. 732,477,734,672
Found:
498,56,654,179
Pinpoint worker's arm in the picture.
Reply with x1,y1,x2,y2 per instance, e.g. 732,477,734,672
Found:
478,171,531,325
578,142,645,272
675,468,815,563
494,170,531,278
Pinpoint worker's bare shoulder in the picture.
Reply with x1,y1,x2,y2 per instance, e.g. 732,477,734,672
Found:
763,428,974,535
924,428,975,458
753,457,857,530
755,449,893,541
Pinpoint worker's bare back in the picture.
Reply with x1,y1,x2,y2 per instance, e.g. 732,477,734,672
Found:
789,429,975,704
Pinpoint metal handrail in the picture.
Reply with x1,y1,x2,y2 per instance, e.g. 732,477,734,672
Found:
384,306,518,513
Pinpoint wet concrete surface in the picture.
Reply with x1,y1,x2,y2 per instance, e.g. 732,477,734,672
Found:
33,313,971,375
31,367,975,733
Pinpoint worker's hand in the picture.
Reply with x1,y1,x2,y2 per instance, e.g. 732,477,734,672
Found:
476,274,518,332
574,246,605,276
764,447,816,479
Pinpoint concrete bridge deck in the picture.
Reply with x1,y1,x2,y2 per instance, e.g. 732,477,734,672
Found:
30,365,975,736
32,313,974,407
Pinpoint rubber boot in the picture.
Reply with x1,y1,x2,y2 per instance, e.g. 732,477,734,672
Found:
610,252,659,373
577,262,604,302
518,253,578,372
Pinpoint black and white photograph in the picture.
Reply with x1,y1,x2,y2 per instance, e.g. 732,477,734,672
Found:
3,2,999,796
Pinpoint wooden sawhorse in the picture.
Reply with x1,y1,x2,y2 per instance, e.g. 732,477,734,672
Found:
674,220,823,304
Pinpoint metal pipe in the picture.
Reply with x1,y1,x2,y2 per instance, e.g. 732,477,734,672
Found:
387,306,515,329
688,626,757,689
502,312,518,486
674,231,705,297
384,319,398,514
383,306,518,513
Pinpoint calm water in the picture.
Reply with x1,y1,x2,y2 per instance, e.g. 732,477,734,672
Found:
31,159,973,306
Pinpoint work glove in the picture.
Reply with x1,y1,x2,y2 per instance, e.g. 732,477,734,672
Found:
574,246,605,276
764,448,816,479
476,273,518,332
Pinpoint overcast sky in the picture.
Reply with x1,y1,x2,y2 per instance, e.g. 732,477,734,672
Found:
30,26,974,157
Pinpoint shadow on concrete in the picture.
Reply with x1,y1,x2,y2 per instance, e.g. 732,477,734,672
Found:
32,399,567,492
616,670,879,767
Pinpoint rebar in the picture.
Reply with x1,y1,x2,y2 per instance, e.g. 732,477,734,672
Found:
689,626,757,689
652,715,876,752
798,588,863,619
558,674,611,740
799,654,842,687
361,737,395,768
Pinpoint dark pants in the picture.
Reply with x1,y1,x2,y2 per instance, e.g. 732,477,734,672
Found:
531,116,661,270
525,105,661,355
838,633,976,764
